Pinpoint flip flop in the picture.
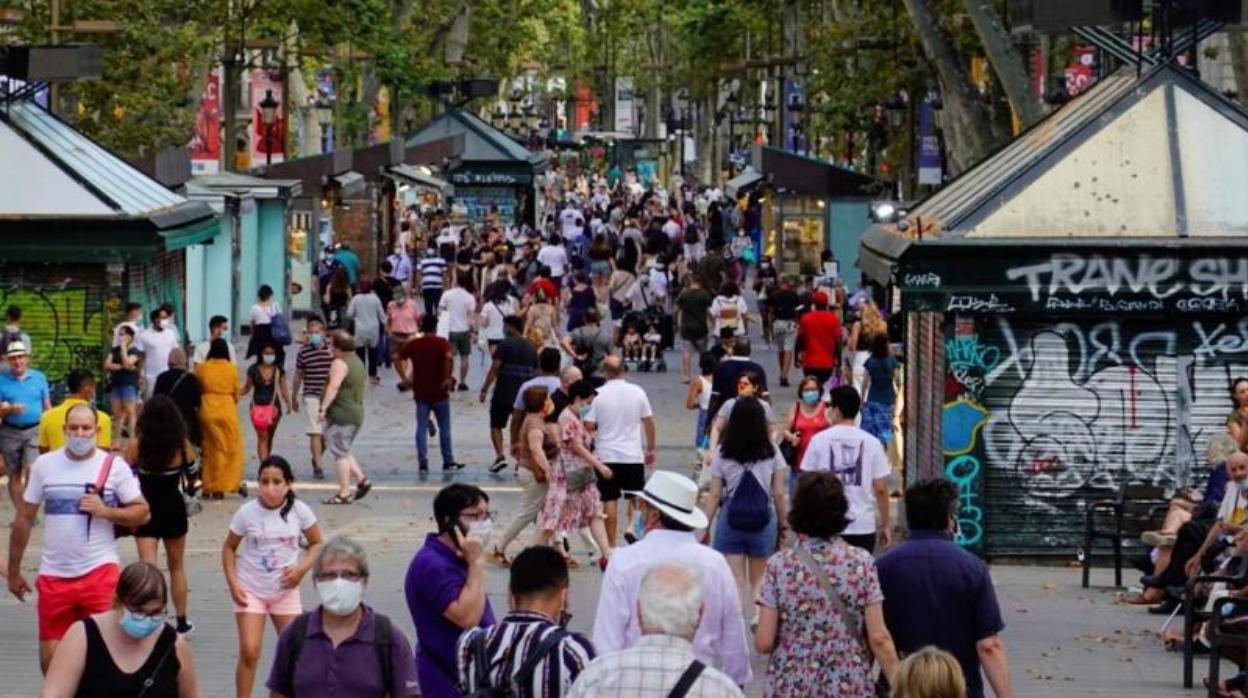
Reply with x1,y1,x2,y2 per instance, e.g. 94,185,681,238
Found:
354,479,373,501
323,493,354,505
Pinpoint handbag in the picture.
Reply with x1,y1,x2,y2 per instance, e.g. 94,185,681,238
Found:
249,372,279,431
565,466,598,492
269,305,293,345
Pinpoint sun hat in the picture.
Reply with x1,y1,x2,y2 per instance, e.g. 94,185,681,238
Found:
5,340,29,357
627,470,708,530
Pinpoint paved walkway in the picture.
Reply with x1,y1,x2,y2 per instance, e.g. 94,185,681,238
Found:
0,328,1230,695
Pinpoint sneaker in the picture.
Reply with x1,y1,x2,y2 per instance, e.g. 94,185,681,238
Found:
1142,531,1177,547
442,462,466,471
312,466,325,481
457,383,470,391
489,456,509,473
176,621,195,637
419,460,429,472
779,377,790,387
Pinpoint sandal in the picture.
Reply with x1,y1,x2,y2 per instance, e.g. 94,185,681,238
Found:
323,493,354,505
354,479,373,501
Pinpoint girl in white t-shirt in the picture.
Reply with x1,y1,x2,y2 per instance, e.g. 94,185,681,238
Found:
222,455,322,697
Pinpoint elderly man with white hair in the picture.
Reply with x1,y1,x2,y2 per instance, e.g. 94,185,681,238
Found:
570,562,744,697
590,470,751,686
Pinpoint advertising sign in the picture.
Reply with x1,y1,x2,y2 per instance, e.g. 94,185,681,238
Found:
249,69,285,167
189,68,220,174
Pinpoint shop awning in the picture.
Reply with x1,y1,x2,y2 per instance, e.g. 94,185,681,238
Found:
0,99,218,259
725,167,763,198
385,164,453,197
331,171,366,197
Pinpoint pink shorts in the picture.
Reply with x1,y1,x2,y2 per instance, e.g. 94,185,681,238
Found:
233,585,302,616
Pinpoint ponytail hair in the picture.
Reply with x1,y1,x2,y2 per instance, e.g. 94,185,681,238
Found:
257,454,297,521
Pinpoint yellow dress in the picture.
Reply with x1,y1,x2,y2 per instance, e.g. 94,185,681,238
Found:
196,359,244,495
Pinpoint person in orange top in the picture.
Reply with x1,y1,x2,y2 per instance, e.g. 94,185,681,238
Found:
195,338,244,498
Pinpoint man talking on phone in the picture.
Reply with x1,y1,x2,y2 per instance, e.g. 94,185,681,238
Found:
405,483,496,698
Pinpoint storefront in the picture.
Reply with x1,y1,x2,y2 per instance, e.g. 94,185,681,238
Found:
448,167,534,226
859,64,1248,558
754,146,877,280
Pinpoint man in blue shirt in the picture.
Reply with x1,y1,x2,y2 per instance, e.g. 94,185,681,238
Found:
876,479,1014,698
333,243,361,287
0,340,51,510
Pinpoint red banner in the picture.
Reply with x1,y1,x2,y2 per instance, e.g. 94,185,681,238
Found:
189,68,220,172
249,69,285,166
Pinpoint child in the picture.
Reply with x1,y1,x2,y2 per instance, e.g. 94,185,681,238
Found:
643,322,664,371
621,322,643,363
222,455,323,698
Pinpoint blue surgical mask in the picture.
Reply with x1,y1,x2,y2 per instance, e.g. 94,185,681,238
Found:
578,403,592,417
801,390,821,405
308,333,323,346
120,609,165,640
262,354,276,365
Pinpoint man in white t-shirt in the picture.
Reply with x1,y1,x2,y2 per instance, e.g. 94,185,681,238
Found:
6,404,149,671
137,307,179,399
191,314,237,369
585,356,656,547
438,273,478,391
799,385,892,553
559,206,582,240
661,214,681,241
537,237,570,285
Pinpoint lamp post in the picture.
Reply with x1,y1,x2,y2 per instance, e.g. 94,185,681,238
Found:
314,96,332,154
259,89,279,168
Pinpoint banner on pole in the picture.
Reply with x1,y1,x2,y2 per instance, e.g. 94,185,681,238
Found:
189,68,221,174
614,76,635,135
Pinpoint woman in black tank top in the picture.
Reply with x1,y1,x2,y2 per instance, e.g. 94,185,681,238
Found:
41,562,197,697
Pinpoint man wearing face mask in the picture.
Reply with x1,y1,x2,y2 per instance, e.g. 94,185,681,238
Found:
7,403,150,673
406,483,497,698
191,314,236,369
877,479,1012,698
268,536,420,698
137,307,180,401
292,316,334,481
457,546,595,698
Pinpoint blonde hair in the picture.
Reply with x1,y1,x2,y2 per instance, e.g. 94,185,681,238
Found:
1208,432,1240,465
891,647,966,698
861,300,888,338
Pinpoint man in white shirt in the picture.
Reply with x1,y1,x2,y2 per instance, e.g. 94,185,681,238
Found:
137,307,180,400
438,273,478,391
7,404,149,672
799,385,892,552
191,314,237,369
559,205,582,241
661,213,681,241
537,236,570,286
585,356,655,547
589,471,752,688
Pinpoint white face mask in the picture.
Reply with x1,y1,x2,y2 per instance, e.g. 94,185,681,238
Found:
466,519,493,548
316,578,364,616
66,435,95,457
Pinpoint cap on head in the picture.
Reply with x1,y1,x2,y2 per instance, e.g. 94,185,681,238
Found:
813,291,830,307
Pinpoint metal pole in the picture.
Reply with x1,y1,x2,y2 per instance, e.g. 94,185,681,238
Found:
266,122,273,168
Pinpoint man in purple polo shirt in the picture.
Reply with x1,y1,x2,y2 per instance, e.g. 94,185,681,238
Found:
405,484,496,697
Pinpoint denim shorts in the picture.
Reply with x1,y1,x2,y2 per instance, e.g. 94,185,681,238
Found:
712,506,778,558
111,384,139,403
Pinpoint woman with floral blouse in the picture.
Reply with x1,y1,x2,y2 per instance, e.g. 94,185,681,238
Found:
755,471,899,697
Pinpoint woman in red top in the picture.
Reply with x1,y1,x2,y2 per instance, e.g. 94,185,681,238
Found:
783,375,831,495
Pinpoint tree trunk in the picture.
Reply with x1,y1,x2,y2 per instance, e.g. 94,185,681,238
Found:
902,0,1008,173
963,0,1046,129
1230,29,1248,106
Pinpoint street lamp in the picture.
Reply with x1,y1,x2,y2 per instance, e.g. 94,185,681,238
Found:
258,89,279,167
884,93,907,128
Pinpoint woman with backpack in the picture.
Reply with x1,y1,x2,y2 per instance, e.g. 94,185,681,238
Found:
700,396,789,627
710,281,749,338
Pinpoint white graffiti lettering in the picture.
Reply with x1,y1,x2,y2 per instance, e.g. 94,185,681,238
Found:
947,294,1014,313
904,272,942,288
1006,254,1184,302
1177,297,1241,313
1194,319,1248,359
1189,258,1248,299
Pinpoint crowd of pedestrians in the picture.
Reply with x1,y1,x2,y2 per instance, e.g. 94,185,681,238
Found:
0,166,1018,698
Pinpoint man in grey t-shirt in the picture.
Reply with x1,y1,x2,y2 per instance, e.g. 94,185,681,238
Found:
560,309,612,376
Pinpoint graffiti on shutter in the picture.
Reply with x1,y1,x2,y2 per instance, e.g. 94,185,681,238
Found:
128,251,187,341
949,316,1248,556
0,265,120,390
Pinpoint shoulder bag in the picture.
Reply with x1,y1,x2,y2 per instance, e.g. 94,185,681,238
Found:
249,370,280,431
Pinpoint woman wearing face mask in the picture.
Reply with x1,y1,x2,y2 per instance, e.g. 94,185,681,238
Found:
222,456,323,698
241,342,290,463
386,283,420,388
266,536,419,698
534,380,614,570
782,375,831,496
247,284,285,367
40,561,201,697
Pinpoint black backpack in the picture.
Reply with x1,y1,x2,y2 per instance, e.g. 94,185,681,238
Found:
465,627,567,698
725,462,772,532
283,611,394,697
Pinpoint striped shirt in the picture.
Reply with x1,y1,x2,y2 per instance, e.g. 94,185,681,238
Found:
294,343,333,397
419,256,447,291
566,635,743,698
456,611,594,698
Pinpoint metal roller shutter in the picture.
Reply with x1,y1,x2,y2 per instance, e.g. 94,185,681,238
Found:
964,317,1240,557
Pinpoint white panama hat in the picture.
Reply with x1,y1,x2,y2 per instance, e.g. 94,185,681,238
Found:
627,469,708,530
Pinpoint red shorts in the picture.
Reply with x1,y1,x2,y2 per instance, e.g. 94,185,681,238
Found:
36,563,120,641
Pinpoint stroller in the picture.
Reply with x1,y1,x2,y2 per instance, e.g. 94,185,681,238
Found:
617,279,673,372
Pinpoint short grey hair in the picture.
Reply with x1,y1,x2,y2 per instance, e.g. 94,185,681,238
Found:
313,535,369,578
638,562,703,640
560,366,583,388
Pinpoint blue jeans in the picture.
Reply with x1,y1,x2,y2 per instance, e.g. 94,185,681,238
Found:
415,399,453,466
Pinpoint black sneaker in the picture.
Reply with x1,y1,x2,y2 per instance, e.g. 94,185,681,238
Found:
176,621,195,637
779,377,790,387
442,462,466,471
457,383,470,391
489,456,509,473
312,466,325,481
419,460,429,472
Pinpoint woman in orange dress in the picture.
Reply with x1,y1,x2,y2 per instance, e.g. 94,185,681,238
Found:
196,338,245,498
